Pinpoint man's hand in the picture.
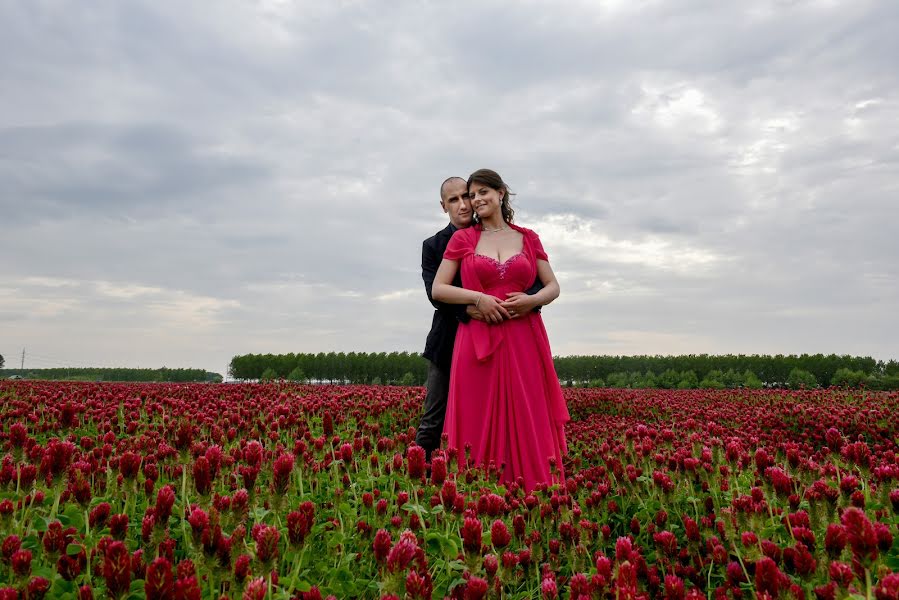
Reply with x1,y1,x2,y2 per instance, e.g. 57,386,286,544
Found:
466,304,487,322
501,292,539,319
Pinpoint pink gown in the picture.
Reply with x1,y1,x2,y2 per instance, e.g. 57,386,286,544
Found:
442,224,569,491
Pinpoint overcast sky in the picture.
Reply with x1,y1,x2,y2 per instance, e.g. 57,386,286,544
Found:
2,0,897,376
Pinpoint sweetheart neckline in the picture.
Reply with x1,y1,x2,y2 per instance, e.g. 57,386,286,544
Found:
474,252,524,265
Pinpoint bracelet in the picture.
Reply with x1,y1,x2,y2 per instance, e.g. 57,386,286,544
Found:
475,293,482,308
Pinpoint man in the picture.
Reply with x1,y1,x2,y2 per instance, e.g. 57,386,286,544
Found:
415,176,541,462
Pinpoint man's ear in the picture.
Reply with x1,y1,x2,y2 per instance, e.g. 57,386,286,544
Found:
440,199,448,214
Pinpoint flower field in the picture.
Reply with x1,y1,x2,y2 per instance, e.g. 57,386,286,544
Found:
0,381,897,599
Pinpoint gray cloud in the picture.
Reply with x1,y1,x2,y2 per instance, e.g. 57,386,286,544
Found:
2,0,897,375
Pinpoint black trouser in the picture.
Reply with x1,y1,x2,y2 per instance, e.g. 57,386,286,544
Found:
414,360,450,462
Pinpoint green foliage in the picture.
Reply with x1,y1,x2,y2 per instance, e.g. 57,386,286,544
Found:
699,369,725,389
0,367,218,382
551,353,881,387
287,366,306,382
743,370,763,389
0,353,4,369
371,376,382,385
606,372,629,388
677,370,699,389
787,368,818,389
657,369,681,389
830,368,866,388
721,369,743,388
229,351,428,385
699,378,725,389
260,367,278,381
865,374,899,390
635,370,657,388
226,352,895,389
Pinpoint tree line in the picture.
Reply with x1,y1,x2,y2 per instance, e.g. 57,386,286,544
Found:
229,352,427,386
1,367,222,383
552,353,897,388
228,352,899,389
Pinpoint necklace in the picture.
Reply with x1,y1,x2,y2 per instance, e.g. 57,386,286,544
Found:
481,225,507,233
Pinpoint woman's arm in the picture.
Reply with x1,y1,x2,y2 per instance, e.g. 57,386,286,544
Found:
533,259,560,304
502,259,560,317
432,258,511,324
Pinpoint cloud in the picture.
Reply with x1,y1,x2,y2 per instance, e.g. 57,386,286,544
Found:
1,0,897,375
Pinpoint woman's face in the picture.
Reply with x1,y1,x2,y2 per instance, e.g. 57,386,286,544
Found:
469,182,504,220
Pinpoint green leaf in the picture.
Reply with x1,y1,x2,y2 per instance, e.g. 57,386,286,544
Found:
402,502,427,515
58,504,85,532
425,531,459,558
447,577,468,590
325,530,345,549
50,578,76,597
33,516,51,532
31,564,55,580
446,559,466,572
20,534,41,551
66,543,83,556
311,522,331,536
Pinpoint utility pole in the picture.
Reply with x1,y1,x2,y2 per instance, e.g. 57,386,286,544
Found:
20,348,25,370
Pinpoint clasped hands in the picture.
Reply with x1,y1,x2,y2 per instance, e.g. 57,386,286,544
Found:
467,292,537,324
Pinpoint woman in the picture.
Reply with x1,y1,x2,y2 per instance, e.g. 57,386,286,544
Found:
431,168,569,491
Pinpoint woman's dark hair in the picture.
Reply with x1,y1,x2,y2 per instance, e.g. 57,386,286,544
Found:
467,168,515,224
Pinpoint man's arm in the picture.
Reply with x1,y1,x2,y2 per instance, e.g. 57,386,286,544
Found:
525,277,544,313
422,238,471,322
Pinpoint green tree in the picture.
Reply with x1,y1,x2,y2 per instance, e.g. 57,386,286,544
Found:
606,372,629,388
787,368,818,389
398,372,416,386
260,367,278,382
699,369,724,389
830,368,866,388
742,370,763,389
634,370,657,388
0,353,4,369
657,369,681,389
677,370,699,389
287,366,306,382
722,369,743,388
866,374,899,390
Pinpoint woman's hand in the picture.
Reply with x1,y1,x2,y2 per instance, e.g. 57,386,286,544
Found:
501,292,539,319
477,294,511,324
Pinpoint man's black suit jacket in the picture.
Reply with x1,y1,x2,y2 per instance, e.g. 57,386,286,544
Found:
422,224,468,372
422,223,543,372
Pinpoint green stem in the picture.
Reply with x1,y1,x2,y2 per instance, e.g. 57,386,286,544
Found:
84,509,91,582
287,545,307,593
49,482,62,521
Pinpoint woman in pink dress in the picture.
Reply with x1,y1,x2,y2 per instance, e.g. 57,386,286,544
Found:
431,168,569,491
